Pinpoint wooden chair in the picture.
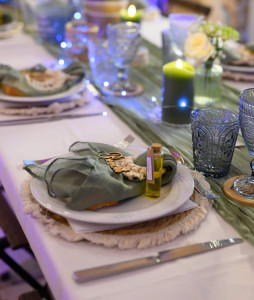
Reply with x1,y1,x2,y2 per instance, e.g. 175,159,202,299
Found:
0,187,51,300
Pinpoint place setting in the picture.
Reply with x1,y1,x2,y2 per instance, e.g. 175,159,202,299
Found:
0,59,108,125
20,135,215,250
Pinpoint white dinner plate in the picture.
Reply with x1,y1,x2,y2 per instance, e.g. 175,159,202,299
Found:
30,163,194,224
0,80,84,104
222,64,254,74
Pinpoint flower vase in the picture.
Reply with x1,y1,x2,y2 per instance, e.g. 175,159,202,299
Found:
194,61,223,106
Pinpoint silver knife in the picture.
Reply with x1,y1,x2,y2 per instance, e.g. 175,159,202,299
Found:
73,238,243,283
0,112,105,126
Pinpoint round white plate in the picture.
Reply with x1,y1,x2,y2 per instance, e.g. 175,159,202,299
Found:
0,80,84,104
223,64,254,74
30,163,194,224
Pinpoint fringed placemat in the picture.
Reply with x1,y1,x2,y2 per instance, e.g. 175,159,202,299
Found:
0,89,92,116
21,170,211,250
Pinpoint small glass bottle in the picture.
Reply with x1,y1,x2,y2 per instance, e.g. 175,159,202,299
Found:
146,143,163,199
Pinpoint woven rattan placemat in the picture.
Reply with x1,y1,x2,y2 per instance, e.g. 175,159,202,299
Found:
21,170,211,250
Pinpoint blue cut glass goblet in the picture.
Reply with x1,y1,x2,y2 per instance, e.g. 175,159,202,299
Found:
106,22,142,97
234,88,254,198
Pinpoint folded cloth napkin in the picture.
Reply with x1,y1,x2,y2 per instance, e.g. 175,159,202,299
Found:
24,142,177,211
0,61,86,97
222,41,254,66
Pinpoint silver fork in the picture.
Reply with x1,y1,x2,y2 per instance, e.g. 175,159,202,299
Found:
114,134,135,148
23,134,135,166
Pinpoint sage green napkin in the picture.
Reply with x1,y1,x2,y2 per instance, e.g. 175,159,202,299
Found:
24,142,177,211
0,61,86,97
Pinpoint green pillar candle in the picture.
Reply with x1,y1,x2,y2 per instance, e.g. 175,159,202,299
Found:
120,5,143,23
162,59,195,124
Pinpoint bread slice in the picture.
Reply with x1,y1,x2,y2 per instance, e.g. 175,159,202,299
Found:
87,201,118,211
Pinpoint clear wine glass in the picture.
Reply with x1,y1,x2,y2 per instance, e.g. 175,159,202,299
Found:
234,88,254,198
106,22,143,97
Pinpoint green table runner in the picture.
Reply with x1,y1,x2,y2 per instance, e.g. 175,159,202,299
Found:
101,39,254,245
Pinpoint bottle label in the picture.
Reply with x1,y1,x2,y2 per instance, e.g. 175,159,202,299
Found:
146,148,154,184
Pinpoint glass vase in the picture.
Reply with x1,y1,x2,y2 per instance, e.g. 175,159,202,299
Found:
194,62,223,106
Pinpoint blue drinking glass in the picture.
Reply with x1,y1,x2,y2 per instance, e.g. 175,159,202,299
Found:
191,108,239,178
234,88,254,198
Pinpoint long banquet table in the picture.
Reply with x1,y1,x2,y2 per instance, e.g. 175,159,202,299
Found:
0,18,254,300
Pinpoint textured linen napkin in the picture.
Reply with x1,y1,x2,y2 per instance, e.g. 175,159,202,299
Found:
24,142,177,211
0,61,86,96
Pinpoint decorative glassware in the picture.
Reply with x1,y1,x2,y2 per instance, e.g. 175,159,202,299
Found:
18,0,38,34
169,13,202,59
88,38,117,88
234,89,254,198
106,22,143,97
191,108,239,178
36,0,72,43
194,61,223,106
65,21,99,62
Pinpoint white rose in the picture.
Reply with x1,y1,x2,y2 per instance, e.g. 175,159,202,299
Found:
184,32,214,62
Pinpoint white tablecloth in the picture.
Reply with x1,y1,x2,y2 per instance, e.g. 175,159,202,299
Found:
0,22,253,300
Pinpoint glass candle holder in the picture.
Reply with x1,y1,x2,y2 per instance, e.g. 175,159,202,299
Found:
162,59,195,124
65,21,99,62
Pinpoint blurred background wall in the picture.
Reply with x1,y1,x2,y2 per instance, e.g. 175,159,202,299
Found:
149,0,252,42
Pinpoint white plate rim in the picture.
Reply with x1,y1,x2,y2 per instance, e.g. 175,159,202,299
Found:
30,163,194,224
222,64,254,74
0,80,84,104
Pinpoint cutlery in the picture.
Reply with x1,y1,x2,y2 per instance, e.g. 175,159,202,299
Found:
169,149,219,199
114,134,135,148
23,134,135,166
73,238,243,283
0,112,105,126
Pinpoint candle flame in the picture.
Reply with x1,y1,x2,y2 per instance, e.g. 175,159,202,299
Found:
128,5,136,17
176,59,183,69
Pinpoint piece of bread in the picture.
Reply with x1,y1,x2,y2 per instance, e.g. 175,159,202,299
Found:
87,201,118,211
0,82,25,96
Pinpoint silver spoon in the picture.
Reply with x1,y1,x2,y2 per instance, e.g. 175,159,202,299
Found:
169,149,219,199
